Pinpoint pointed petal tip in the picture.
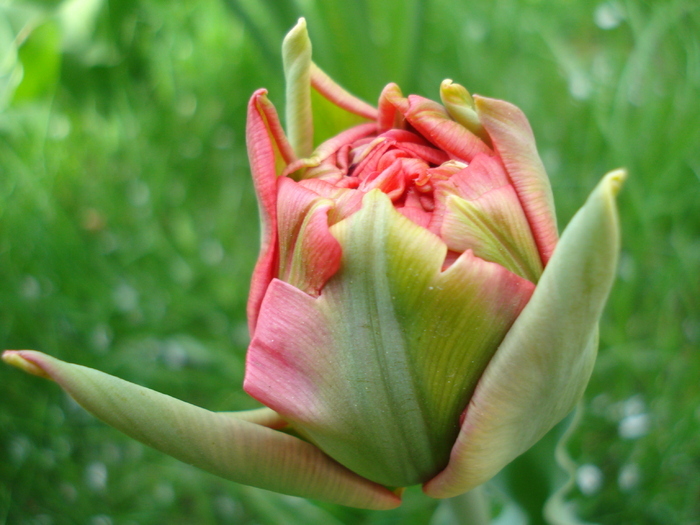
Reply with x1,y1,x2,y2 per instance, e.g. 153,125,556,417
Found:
2,350,51,379
285,17,308,41
603,168,627,196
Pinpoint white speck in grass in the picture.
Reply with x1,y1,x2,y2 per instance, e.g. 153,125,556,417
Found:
54,436,72,459
619,413,650,439
618,252,637,282
622,394,646,417
215,495,238,520
576,464,603,496
682,318,700,344
20,275,41,300
200,238,224,265
9,435,31,464
181,136,203,159
170,257,194,286
594,2,624,30
38,448,56,468
214,125,235,150
162,340,188,370
568,71,592,101
85,461,108,492
88,515,112,525
91,324,113,353
48,113,71,140
48,404,65,426
60,482,77,502
113,282,139,312
618,463,641,491
154,482,175,505
177,93,198,117
128,180,151,207
463,19,487,42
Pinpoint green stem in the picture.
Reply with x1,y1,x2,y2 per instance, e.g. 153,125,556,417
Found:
430,486,491,525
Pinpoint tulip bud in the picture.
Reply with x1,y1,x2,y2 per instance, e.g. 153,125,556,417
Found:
3,17,624,510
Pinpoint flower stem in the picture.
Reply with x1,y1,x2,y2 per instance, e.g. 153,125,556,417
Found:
430,486,491,525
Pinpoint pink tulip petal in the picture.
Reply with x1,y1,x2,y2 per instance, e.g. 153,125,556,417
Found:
447,153,510,200
277,177,342,295
284,122,377,178
390,94,493,162
377,83,405,132
246,89,292,335
475,95,558,263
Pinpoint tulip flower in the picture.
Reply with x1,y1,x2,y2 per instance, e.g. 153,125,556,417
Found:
3,18,624,511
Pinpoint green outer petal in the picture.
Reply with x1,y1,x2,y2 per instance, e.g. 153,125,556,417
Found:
423,169,626,498
283,18,314,158
245,190,534,488
2,350,400,510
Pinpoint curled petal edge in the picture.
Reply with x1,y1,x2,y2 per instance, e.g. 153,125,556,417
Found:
2,350,401,510
423,169,626,498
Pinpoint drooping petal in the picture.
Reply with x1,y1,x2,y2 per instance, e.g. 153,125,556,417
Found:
475,95,558,264
277,177,342,295
283,18,314,158
423,169,626,499
2,350,400,510
386,92,493,162
310,63,378,121
246,90,292,334
245,190,534,488
310,62,377,146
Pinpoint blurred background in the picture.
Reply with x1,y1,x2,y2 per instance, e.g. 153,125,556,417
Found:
1,0,698,523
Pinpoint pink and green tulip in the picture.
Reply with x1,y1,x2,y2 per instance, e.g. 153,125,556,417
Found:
3,18,624,510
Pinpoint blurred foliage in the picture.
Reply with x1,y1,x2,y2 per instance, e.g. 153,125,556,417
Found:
1,0,699,524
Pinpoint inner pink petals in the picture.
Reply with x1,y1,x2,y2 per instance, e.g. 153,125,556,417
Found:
396,95,493,162
277,178,342,296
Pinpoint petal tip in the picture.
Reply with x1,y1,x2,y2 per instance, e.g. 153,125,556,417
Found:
2,350,51,379
604,168,627,196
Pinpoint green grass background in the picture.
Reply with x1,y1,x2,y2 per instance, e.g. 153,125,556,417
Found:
1,0,698,523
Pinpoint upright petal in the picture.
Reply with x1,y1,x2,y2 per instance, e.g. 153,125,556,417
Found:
246,90,294,334
2,350,401,510
475,95,558,263
283,18,314,158
423,170,625,498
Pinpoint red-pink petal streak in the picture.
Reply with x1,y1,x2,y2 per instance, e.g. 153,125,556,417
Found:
475,95,558,264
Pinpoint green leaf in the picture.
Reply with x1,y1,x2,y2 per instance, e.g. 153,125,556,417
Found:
2,350,401,510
